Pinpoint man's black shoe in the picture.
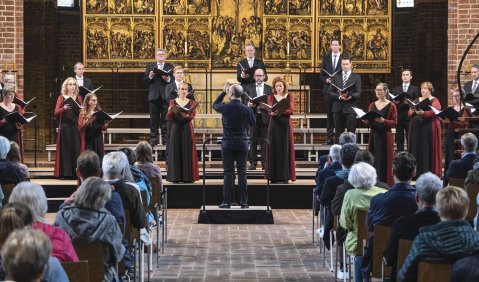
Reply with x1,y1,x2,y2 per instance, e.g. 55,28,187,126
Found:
218,203,231,208
326,139,334,145
248,164,257,170
241,204,249,209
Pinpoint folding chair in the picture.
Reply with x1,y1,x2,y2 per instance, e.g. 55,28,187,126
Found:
417,261,452,282
465,183,479,221
148,176,167,256
1,183,15,206
372,225,391,281
448,177,466,189
396,239,413,278
61,260,89,282
72,239,105,282
124,209,145,282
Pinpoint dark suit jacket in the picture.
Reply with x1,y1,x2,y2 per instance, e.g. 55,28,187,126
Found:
213,91,255,152
243,83,273,125
143,62,174,102
464,80,479,95
366,183,418,232
391,84,420,121
111,178,146,229
319,53,342,94
328,72,361,114
445,152,477,185
315,161,342,197
165,81,195,101
76,77,93,99
383,208,440,269
236,58,268,85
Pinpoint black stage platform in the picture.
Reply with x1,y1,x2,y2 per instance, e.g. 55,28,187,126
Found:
197,205,274,224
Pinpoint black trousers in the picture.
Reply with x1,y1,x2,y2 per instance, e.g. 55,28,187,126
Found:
248,114,268,166
333,112,356,142
395,119,409,151
323,92,335,141
149,99,168,145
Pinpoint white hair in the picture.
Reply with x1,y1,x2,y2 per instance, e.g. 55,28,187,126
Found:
329,144,342,162
102,151,127,179
0,136,11,159
9,182,48,223
348,162,377,189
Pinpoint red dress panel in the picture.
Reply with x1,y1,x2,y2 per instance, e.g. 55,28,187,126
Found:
0,104,24,162
367,101,397,186
265,94,296,182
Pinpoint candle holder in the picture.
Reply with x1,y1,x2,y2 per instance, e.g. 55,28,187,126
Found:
460,62,472,76
283,54,293,85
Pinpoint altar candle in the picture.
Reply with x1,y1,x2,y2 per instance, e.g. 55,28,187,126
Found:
185,40,188,56
287,41,290,55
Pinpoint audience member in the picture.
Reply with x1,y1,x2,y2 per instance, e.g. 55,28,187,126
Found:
0,136,26,187
314,144,342,214
119,147,152,205
362,151,418,280
54,177,125,281
383,172,442,281
398,186,479,281
6,141,29,179
444,132,477,186
319,143,359,248
339,162,387,280
0,202,68,281
9,181,79,262
135,141,163,179
317,132,356,169
451,253,479,282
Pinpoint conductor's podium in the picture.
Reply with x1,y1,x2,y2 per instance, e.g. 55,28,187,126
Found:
197,205,274,224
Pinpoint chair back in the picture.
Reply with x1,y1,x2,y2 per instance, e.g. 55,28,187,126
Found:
396,239,413,275
148,176,162,210
417,261,452,282
61,260,89,282
465,183,479,220
372,225,392,278
356,209,368,256
1,183,15,205
72,238,105,282
448,177,465,189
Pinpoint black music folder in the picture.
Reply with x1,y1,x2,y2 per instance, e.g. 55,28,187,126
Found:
91,111,123,123
406,98,431,111
2,112,36,125
169,103,197,114
330,82,356,93
63,97,83,111
153,68,173,77
260,98,290,114
13,97,35,109
243,92,268,105
429,106,460,121
389,92,407,102
322,69,340,78
352,107,384,122
79,85,103,97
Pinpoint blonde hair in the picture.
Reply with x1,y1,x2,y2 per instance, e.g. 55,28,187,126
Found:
420,81,434,94
61,77,79,96
82,93,101,120
436,186,469,220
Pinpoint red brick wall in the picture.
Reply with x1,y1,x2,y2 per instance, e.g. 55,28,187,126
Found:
448,0,479,105
0,0,24,97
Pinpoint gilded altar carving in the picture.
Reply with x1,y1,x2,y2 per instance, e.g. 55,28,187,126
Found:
83,0,391,73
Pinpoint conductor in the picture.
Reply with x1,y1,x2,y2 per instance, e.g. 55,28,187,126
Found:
213,82,255,208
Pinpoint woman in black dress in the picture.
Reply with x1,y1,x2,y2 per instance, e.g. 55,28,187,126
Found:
166,82,199,183
444,88,470,174
363,82,397,186
265,76,296,183
0,89,24,161
54,77,83,178
78,93,110,160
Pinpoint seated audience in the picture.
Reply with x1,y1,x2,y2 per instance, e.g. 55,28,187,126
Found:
398,186,479,281
6,141,29,179
451,253,479,282
0,136,26,187
444,132,477,186
362,151,418,280
119,147,152,205
319,143,360,248
317,132,356,170
135,140,163,179
2,229,63,282
314,144,342,214
9,181,79,262
339,162,387,280
0,202,68,281
383,172,442,281
54,177,125,281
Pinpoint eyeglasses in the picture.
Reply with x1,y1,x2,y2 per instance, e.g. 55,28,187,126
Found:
67,83,77,86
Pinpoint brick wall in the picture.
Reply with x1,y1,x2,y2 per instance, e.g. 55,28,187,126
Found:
448,0,479,105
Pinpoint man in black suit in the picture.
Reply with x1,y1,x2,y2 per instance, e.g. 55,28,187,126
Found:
464,64,479,97
213,83,255,208
319,39,342,145
391,69,420,151
328,55,361,143
237,42,268,89
165,66,195,101
383,172,441,281
445,132,478,186
244,68,272,170
144,48,174,147
73,62,93,99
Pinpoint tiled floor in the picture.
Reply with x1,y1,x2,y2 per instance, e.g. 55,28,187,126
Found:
149,209,336,281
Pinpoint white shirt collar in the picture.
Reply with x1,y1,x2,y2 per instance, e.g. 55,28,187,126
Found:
75,75,83,80
248,57,255,61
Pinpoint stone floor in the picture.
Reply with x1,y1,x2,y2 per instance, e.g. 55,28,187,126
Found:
148,209,336,281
